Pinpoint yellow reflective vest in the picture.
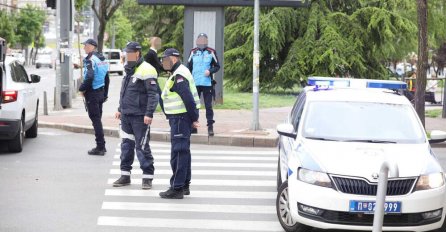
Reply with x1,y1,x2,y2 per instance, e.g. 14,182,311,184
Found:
161,64,201,115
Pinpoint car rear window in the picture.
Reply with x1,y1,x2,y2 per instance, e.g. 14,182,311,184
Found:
105,52,120,60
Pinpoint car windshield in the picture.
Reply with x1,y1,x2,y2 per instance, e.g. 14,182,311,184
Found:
38,55,51,60
302,101,425,144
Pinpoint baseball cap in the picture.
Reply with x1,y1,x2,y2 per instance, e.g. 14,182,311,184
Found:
162,48,181,58
125,41,142,52
82,39,98,47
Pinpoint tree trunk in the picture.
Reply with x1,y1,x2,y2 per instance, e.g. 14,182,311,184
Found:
415,0,428,127
97,20,107,53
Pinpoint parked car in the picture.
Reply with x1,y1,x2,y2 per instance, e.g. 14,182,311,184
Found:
0,57,41,152
103,49,124,76
36,54,53,69
276,77,446,232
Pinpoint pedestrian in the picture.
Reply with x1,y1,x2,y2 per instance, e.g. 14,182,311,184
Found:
159,48,201,199
79,39,110,156
144,37,164,75
187,33,220,136
113,42,159,190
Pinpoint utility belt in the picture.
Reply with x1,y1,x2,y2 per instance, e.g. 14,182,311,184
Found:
91,87,105,92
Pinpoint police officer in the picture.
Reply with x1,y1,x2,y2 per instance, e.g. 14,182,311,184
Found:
79,39,109,156
187,33,220,136
159,48,201,199
113,42,159,190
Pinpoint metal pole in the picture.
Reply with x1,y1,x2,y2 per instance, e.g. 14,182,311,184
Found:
54,0,62,110
442,78,446,118
251,0,260,130
372,161,399,232
43,91,48,115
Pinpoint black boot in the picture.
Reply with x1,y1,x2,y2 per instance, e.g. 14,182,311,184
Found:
191,128,198,134
159,188,184,199
142,178,152,190
208,125,214,136
88,147,106,156
183,186,190,196
113,175,131,187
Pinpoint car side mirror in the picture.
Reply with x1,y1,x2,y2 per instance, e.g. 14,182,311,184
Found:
277,123,297,139
30,74,41,83
429,130,446,144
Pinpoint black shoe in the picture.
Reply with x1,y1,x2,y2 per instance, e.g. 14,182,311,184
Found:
159,188,184,199
142,178,152,190
113,175,131,187
183,186,190,195
88,147,106,156
191,128,198,134
208,126,214,136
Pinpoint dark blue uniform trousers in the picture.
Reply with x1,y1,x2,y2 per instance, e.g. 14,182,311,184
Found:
196,86,215,126
85,89,105,149
120,114,155,177
169,115,192,190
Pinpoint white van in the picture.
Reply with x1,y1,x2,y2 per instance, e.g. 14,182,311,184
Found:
103,49,124,76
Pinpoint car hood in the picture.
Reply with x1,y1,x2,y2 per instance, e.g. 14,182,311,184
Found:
300,139,442,181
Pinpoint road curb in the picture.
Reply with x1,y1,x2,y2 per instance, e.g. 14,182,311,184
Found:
39,122,278,148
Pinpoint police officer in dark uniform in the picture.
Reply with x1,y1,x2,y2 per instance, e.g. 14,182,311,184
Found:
159,48,201,199
113,42,159,190
79,39,109,156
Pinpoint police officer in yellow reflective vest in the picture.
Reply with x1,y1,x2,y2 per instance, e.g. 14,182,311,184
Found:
159,48,201,199
113,42,159,190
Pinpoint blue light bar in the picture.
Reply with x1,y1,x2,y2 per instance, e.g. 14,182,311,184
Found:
307,77,407,90
366,80,407,90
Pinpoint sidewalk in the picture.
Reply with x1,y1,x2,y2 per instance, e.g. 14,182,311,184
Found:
39,95,287,147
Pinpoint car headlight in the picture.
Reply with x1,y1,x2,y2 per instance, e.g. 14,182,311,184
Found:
297,168,332,188
415,173,445,191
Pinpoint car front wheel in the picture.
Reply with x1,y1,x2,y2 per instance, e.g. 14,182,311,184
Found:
276,180,311,232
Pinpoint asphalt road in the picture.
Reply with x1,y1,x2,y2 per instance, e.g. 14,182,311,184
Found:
1,128,446,232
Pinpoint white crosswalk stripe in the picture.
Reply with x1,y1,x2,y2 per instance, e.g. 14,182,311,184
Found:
98,142,282,231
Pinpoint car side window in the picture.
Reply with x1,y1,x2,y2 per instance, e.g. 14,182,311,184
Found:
18,64,30,83
9,62,21,82
291,93,306,132
13,62,28,83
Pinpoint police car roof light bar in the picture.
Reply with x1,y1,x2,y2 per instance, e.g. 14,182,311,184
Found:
307,77,407,90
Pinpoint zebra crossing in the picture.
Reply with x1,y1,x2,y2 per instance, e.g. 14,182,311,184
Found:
97,142,283,232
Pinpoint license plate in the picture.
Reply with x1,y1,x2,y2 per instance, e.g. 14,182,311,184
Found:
349,201,401,214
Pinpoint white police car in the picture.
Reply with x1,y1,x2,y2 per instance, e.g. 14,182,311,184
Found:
276,77,446,232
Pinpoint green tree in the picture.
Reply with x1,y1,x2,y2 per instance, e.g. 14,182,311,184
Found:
224,1,417,91
91,0,124,52
105,10,133,49
120,0,183,52
0,10,16,45
15,5,46,65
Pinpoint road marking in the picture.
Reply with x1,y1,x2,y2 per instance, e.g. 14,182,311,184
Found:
97,216,283,231
104,189,276,199
107,178,275,187
112,154,277,161
115,148,277,156
109,169,276,176
102,202,275,214
111,161,276,168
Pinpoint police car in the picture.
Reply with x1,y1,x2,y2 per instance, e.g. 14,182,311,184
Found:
276,77,446,232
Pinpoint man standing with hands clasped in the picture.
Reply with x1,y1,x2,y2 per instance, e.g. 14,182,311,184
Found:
187,33,220,136
113,42,159,190
159,48,201,199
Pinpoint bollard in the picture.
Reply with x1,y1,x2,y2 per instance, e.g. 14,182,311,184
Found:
43,91,48,115
372,161,399,232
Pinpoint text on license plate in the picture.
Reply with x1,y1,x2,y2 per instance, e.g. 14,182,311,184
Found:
349,201,401,213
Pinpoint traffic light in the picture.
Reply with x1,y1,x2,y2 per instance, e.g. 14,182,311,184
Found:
46,0,56,9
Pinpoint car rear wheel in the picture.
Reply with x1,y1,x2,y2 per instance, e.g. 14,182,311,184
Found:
276,180,311,232
26,107,38,138
8,118,24,153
